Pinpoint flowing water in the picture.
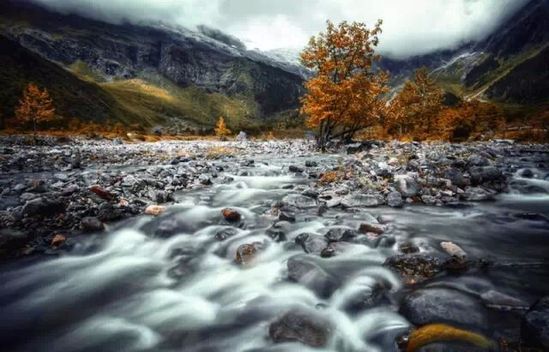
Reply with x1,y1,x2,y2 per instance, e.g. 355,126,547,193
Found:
1,152,549,352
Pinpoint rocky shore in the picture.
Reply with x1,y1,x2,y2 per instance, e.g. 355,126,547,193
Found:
0,137,547,260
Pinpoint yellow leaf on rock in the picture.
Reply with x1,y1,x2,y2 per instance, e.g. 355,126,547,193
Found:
406,323,495,352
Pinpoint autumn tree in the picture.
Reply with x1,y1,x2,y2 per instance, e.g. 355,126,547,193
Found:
300,20,390,150
15,83,56,140
214,116,231,139
393,67,443,139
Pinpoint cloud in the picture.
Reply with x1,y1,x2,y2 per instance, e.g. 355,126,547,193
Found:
31,0,530,58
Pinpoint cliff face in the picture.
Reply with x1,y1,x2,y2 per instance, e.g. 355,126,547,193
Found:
0,0,304,127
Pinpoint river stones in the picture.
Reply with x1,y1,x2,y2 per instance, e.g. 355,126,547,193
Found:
295,233,329,255
395,175,419,197
144,204,166,216
22,197,65,217
324,227,357,242
222,208,241,222
287,255,339,298
400,288,488,327
289,165,304,173
521,296,549,350
341,194,383,208
235,243,261,265
384,254,442,285
358,223,384,235
269,309,332,347
387,191,404,208
80,216,104,232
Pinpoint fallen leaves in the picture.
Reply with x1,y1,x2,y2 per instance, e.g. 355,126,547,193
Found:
405,323,496,352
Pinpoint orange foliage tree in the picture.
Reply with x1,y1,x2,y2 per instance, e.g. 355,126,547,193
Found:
15,83,56,139
214,116,231,139
392,67,443,139
300,20,390,150
437,100,505,141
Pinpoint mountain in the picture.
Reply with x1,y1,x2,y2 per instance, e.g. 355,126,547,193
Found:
382,0,548,106
0,0,305,132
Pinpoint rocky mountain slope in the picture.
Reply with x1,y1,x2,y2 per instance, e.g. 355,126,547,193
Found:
382,0,548,105
0,0,305,131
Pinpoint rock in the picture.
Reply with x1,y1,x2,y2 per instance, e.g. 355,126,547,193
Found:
0,228,30,255
287,255,338,298
222,208,241,222
467,154,490,167
462,187,495,201
144,205,167,216
150,190,173,204
305,160,318,167
395,175,419,197
400,288,488,327
236,131,247,142
289,165,304,173
80,217,104,232
480,290,528,310
341,194,382,208
22,197,65,217
295,233,329,255
358,223,384,235
235,243,259,265
399,242,419,254
50,234,66,248
215,228,238,241
320,246,336,258
440,241,467,260
469,166,503,185
519,169,534,178
384,254,442,285
387,191,404,208
445,168,468,188
28,179,48,193
89,185,114,201
283,194,317,208
269,310,332,347
324,227,357,242
521,296,549,350
199,174,212,185
278,211,296,223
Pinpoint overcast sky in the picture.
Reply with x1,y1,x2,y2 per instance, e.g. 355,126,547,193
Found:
33,0,530,58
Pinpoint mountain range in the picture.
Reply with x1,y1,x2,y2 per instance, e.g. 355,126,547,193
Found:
0,0,547,132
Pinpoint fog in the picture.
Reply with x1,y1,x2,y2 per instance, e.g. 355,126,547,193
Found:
31,0,531,58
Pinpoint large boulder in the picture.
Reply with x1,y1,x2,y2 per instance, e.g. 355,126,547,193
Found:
400,288,488,327
269,309,332,347
395,175,419,198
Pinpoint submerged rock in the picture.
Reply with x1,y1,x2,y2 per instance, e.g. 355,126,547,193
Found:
400,288,488,327
222,208,241,222
287,255,338,297
384,254,442,285
295,233,329,255
269,309,332,347
235,243,260,265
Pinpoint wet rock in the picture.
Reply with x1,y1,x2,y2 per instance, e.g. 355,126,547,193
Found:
399,242,419,254
324,227,357,242
384,254,442,285
80,217,104,233
519,168,534,178
283,194,317,208
395,175,419,197
445,168,468,188
440,241,467,260
222,208,242,223
0,228,30,255
199,174,212,185
305,160,318,167
278,211,296,223
400,288,488,327
341,194,382,208
144,205,167,216
469,166,503,186
50,234,66,248
387,191,404,208
320,246,336,258
295,233,329,255
462,187,495,201
28,179,48,193
150,190,174,204
289,165,304,173
235,243,260,265
89,185,114,201
468,154,490,167
358,223,384,235
287,255,338,297
480,290,527,310
521,296,549,350
215,227,238,241
22,197,65,217
269,309,332,347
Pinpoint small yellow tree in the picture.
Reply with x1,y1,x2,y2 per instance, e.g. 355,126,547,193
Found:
214,116,231,139
15,83,56,140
